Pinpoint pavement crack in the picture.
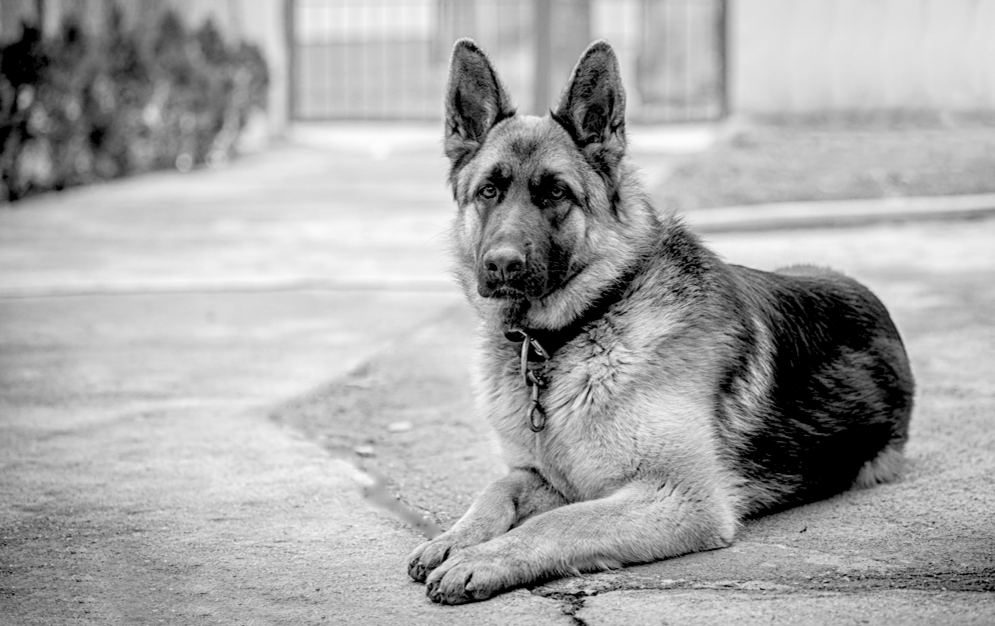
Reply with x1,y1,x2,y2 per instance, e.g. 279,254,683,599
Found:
537,591,589,626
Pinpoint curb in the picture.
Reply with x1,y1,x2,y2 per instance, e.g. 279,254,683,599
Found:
685,193,995,233
4,194,992,299
289,122,723,157
0,277,457,300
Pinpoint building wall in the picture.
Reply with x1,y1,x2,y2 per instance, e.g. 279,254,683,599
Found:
730,0,995,113
8,1,993,121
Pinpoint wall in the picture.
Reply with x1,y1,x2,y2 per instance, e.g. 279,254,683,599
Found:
730,0,995,113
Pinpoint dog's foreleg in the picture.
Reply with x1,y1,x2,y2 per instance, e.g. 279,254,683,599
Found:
407,467,567,582
424,478,737,604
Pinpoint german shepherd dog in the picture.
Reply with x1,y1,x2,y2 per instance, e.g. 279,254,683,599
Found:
407,39,914,604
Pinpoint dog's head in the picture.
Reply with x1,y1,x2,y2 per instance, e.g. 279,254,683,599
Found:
444,39,654,329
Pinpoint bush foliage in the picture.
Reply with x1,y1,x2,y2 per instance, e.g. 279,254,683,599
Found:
0,9,269,203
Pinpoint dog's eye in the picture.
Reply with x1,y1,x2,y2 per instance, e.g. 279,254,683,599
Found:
478,184,498,200
549,186,566,201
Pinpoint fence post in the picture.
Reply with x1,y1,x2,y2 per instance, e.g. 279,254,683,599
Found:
717,0,729,118
285,0,296,121
533,0,552,115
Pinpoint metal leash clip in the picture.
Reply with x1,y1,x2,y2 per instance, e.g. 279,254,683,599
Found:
527,383,546,432
506,328,550,432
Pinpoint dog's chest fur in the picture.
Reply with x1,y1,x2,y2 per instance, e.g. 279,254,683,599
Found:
474,301,713,503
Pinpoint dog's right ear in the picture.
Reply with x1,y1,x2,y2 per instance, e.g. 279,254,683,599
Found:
444,39,515,169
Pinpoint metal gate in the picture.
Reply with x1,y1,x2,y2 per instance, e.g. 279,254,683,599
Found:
289,0,727,123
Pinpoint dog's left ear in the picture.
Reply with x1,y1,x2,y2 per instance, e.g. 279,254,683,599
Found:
554,41,626,170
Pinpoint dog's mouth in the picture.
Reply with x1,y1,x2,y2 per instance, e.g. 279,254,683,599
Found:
477,282,528,300
476,264,584,302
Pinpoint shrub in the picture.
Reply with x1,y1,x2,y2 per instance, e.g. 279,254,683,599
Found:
0,8,269,203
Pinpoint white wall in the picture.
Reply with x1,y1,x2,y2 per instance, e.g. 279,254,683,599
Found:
730,0,995,113
237,0,290,138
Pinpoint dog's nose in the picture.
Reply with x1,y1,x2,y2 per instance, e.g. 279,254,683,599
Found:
483,247,525,283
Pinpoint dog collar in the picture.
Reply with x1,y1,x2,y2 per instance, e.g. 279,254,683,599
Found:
503,261,645,433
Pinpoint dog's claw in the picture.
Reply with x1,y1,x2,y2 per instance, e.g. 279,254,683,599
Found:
408,558,425,582
425,577,440,600
408,542,431,582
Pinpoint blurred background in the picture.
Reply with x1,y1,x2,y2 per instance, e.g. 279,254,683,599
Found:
2,0,995,205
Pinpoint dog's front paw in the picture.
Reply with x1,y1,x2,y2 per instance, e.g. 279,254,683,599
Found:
407,533,467,583
424,547,521,605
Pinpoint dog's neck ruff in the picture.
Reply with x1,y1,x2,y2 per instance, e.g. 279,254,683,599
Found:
503,261,644,432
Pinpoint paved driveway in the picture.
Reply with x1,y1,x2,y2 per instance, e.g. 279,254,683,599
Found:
1,138,993,624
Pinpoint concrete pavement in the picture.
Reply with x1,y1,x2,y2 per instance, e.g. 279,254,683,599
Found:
2,130,994,625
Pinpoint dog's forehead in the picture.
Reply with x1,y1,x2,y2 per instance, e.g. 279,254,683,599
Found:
474,116,583,182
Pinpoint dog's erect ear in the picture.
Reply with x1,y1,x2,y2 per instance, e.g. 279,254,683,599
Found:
553,41,626,166
444,39,515,168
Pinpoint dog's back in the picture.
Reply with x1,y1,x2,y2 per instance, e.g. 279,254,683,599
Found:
596,219,914,516
718,262,914,515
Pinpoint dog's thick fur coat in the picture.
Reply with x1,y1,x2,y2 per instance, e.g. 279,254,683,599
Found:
407,39,915,605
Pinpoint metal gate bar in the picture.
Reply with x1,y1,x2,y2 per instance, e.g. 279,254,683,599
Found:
290,0,727,123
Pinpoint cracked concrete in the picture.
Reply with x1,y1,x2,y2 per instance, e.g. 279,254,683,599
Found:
2,134,994,624
573,589,993,626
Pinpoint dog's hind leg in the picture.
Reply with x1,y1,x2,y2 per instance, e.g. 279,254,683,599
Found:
407,468,567,582
423,477,738,604
854,443,906,489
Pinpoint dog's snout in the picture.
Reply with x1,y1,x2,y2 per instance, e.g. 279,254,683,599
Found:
483,247,525,283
